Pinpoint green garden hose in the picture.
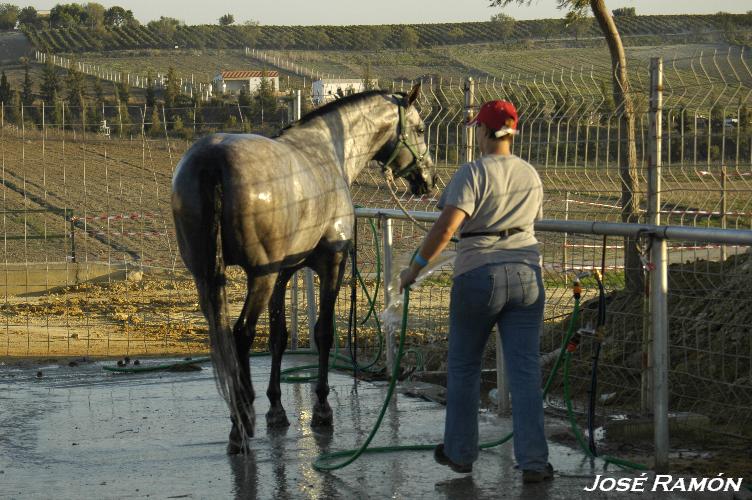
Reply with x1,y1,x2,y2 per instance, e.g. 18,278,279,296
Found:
314,279,649,472
104,228,649,473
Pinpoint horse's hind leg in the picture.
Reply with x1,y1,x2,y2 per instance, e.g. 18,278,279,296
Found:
227,272,277,454
265,269,295,428
311,248,349,428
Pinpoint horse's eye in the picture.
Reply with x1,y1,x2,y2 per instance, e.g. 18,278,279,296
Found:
417,125,425,134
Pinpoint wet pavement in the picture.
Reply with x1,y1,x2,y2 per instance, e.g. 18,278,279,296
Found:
0,356,738,499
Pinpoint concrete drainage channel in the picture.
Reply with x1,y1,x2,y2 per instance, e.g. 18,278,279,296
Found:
2,357,742,500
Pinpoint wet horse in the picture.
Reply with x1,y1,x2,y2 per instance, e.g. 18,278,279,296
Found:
171,84,435,453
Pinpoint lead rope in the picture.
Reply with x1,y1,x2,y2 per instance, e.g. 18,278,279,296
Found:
382,168,430,234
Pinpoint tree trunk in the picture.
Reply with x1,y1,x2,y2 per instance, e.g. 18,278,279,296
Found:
590,0,643,293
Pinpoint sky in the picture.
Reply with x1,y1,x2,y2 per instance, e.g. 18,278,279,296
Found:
26,0,751,25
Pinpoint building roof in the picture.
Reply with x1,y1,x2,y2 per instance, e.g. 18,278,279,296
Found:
219,70,279,80
316,79,366,84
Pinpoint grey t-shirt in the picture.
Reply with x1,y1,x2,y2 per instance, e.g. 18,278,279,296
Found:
438,154,543,277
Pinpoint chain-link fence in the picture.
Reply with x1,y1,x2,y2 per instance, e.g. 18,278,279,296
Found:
1,52,751,460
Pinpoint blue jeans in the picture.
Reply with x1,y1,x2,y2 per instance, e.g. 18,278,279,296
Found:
443,262,549,471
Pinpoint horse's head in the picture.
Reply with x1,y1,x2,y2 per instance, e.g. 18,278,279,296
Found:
377,83,437,196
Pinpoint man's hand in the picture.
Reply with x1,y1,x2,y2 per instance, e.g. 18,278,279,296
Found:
399,267,419,293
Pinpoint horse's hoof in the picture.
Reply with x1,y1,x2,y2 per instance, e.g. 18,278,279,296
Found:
265,408,290,428
310,404,333,428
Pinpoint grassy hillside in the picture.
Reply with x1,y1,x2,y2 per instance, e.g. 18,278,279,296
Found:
73,42,720,85
19,13,751,54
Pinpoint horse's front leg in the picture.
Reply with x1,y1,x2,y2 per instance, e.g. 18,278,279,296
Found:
311,249,348,428
266,269,294,428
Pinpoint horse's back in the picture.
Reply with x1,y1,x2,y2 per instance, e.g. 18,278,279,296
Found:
173,133,353,273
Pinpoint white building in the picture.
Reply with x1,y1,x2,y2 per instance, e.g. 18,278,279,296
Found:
311,78,379,106
213,70,279,95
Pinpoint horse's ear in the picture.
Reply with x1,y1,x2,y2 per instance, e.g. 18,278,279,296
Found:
406,83,421,107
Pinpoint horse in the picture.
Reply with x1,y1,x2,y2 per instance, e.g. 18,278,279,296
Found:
171,84,436,453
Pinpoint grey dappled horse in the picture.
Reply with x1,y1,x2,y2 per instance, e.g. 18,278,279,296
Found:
171,84,435,453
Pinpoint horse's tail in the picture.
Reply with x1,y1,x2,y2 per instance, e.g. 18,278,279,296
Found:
172,146,254,444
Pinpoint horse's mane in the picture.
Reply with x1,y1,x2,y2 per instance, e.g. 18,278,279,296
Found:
274,89,402,137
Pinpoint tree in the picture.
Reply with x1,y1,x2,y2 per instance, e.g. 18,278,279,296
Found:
41,59,62,104
93,78,104,104
17,6,41,28
83,2,105,30
238,86,251,107
50,4,86,28
104,6,138,27
145,72,156,107
240,22,260,47
362,63,377,91
0,71,11,106
490,0,642,292
116,81,130,104
356,26,390,50
147,16,183,39
399,26,419,49
21,64,33,106
0,3,19,29
612,7,636,17
172,114,184,134
312,29,330,49
65,61,85,111
51,92,64,126
219,13,234,26
490,12,517,38
149,105,162,136
164,67,180,108
565,13,592,41
86,98,100,132
114,102,132,137
251,72,278,124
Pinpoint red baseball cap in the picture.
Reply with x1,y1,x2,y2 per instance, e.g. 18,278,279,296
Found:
468,100,518,138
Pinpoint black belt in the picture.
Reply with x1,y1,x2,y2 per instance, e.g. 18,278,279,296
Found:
460,227,524,239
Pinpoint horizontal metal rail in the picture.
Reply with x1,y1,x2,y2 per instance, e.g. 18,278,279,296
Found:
354,207,752,245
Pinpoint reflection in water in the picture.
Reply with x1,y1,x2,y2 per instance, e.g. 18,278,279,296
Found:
348,380,364,439
229,453,258,499
435,475,483,500
268,431,289,499
516,479,555,499
387,395,406,489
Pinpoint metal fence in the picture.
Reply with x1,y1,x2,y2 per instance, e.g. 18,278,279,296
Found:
355,208,752,471
1,51,751,469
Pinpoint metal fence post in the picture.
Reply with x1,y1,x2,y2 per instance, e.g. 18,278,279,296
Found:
720,164,727,262
643,57,663,415
563,191,570,281
382,216,395,376
651,234,669,473
290,273,299,351
463,77,475,164
495,329,511,414
288,91,302,351
648,57,663,227
305,270,317,351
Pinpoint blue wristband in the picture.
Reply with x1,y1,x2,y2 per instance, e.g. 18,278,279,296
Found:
413,253,428,268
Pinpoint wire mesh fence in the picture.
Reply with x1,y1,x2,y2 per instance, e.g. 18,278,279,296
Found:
0,51,751,443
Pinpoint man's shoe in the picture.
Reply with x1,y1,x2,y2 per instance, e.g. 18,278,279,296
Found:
522,463,554,483
434,444,472,473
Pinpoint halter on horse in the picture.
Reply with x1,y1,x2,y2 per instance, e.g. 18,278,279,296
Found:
171,84,435,453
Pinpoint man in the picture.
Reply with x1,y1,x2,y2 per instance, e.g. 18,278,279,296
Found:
399,100,553,483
